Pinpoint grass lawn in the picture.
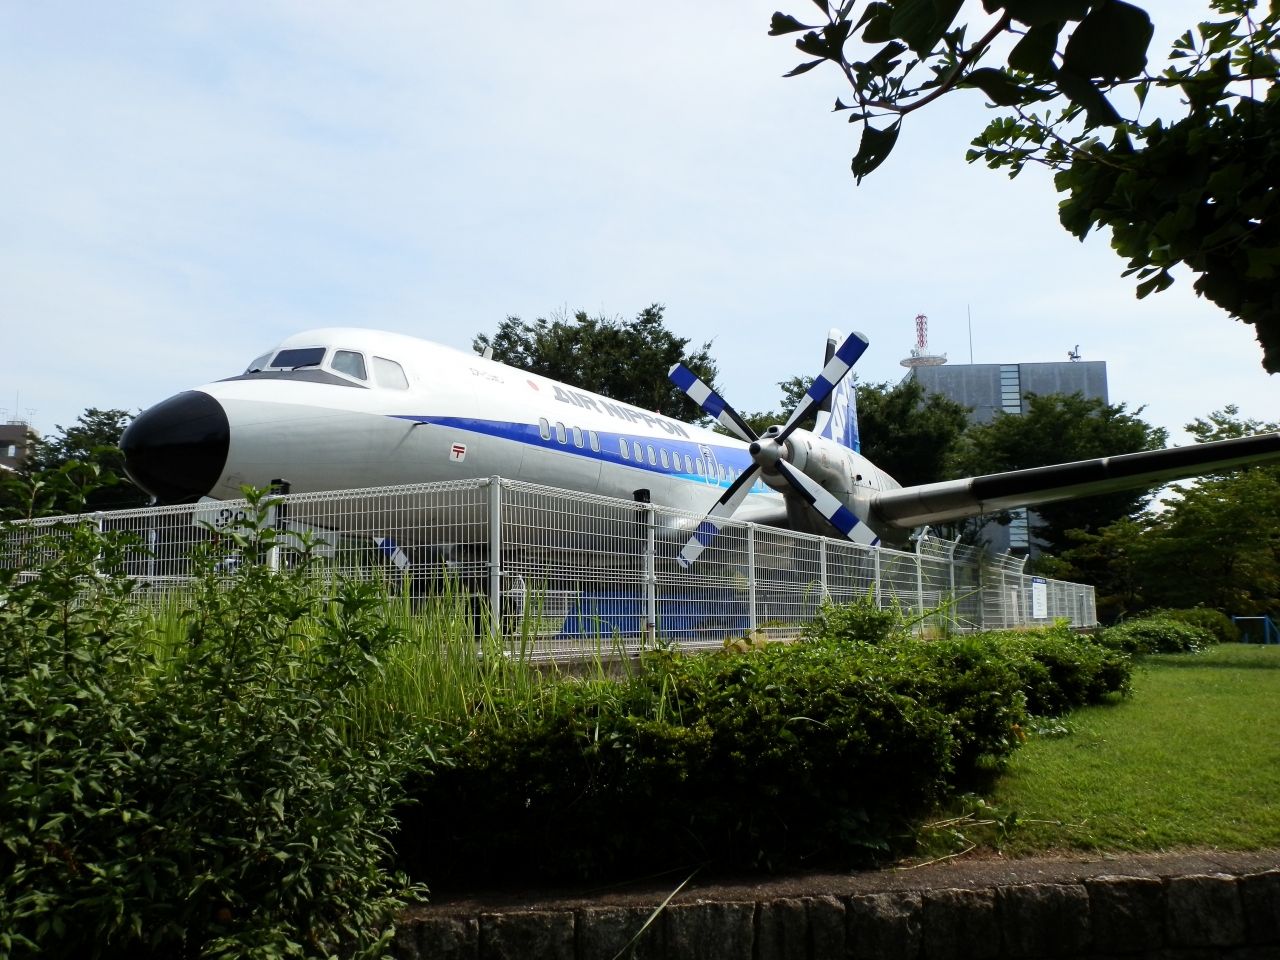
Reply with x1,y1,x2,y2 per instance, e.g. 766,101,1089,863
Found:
987,643,1280,854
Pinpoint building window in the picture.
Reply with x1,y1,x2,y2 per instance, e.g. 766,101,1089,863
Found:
572,426,583,448
999,364,1021,415
539,418,551,440
555,422,567,444
619,437,630,459
1009,508,1030,549
589,430,600,452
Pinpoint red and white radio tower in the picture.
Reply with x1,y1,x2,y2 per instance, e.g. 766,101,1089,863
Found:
900,314,948,369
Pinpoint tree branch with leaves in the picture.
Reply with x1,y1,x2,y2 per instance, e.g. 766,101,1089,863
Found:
771,0,1280,370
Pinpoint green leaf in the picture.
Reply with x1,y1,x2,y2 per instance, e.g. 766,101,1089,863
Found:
1002,0,1089,27
1008,22,1063,76
962,67,1027,105
784,58,827,76
1055,66,1122,124
1135,270,1173,297
891,0,964,54
858,2,895,42
851,120,901,182
770,12,815,35
1062,0,1153,80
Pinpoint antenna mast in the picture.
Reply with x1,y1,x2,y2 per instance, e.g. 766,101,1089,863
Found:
900,314,948,369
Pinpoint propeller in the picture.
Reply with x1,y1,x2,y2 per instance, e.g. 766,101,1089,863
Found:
667,331,873,567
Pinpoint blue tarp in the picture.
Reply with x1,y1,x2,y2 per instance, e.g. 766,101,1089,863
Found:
557,588,750,641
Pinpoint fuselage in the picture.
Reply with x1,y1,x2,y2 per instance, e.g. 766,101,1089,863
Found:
121,327,901,532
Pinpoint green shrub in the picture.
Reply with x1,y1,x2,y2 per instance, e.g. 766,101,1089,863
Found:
0,495,424,959
801,594,903,644
1101,617,1216,654
403,622,1129,885
1141,608,1240,644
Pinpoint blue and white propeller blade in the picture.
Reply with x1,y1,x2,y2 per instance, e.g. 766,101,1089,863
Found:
677,464,761,568
779,331,869,441
668,363,759,443
774,460,880,546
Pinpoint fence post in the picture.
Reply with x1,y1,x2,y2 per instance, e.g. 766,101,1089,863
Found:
914,533,926,619
747,524,757,632
819,538,828,604
873,542,881,608
488,477,502,638
643,504,657,642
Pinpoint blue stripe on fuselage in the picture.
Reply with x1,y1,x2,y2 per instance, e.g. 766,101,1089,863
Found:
391,415,770,492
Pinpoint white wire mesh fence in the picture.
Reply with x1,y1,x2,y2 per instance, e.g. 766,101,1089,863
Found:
5,477,1096,657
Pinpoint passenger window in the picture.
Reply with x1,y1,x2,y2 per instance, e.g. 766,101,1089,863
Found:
572,426,584,448
373,357,409,390
246,352,271,373
619,438,630,459
272,347,326,369
696,460,705,476
555,422,567,444
539,418,551,441
633,441,643,461
684,455,692,473
332,350,367,380
718,464,726,482
660,449,670,469
589,431,600,452
646,445,657,465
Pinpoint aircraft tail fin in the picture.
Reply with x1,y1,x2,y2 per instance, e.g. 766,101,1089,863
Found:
815,327,860,453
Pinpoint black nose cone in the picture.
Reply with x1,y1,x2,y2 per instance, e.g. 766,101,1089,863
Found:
122,391,229,503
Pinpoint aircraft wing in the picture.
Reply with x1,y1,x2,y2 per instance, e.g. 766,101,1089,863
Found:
870,433,1280,530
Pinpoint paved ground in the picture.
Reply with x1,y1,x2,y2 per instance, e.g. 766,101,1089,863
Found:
405,849,1280,919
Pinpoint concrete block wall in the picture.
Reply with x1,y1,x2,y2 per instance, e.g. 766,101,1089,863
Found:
394,869,1280,960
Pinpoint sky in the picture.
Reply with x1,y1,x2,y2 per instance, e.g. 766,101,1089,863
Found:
1,0,1274,444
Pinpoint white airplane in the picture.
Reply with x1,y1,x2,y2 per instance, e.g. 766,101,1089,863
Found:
121,325,1280,564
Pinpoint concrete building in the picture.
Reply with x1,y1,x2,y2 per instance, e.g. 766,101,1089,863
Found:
908,360,1110,555
0,420,37,472
912,361,1109,424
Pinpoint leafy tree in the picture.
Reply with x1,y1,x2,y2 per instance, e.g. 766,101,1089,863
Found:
769,0,1280,369
858,377,970,487
1040,405,1280,618
474,304,719,424
955,392,1167,550
17,408,149,512
1185,403,1280,444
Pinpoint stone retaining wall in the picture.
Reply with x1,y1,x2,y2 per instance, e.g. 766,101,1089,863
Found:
394,859,1280,960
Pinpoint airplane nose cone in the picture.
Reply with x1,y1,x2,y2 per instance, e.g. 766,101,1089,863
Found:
121,391,230,503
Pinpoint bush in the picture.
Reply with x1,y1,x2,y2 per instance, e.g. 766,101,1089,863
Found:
0,495,424,959
801,594,903,644
403,622,1129,885
1100,616,1216,654
1141,608,1240,644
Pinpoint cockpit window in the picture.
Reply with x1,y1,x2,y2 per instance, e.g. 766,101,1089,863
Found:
245,353,271,373
271,347,326,369
373,357,409,390
331,350,367,381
